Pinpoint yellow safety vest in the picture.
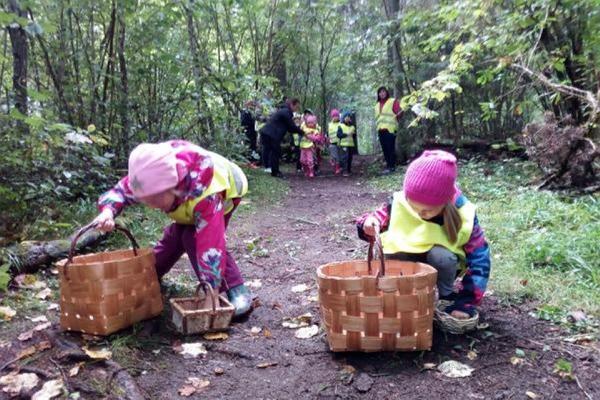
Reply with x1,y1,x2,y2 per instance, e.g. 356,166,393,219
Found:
167,152,248,225
375,98,398,134
338,123,355,147
300,126,320,149
381,191,475,259
328,122,341,144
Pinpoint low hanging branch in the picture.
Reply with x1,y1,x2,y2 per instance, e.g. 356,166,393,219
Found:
511,63,600,125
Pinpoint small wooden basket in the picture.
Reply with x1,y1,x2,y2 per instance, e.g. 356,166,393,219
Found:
317,232,438,352
170,282,235,335
57,223,163,336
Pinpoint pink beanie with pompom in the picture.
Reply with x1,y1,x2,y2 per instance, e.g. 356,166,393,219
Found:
128,142,179,198
403,150,458,206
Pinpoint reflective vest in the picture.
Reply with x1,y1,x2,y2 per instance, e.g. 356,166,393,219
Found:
328,122,341,144
338,123,355,147
300,126,320,149
375,98,398,134
167,151,248,225
381,191,475,259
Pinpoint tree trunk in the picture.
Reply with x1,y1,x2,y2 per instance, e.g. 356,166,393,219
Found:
7,0,28,132
117,13,130,160
272,17,287,89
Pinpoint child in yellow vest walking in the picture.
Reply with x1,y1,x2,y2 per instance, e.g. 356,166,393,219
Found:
299,115,323,178
356,150,491,319
92,140,253,317
336,112,356,177
328,109,342,175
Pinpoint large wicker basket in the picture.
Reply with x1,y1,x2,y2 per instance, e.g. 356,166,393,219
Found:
317,235,438,352
56,223,164,336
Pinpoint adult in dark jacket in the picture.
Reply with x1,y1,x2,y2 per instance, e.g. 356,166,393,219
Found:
259,98,303,178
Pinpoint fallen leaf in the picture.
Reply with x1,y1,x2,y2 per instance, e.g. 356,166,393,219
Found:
519,279,528,286
178,343,207,358
187,378,210,390
46,303,60,311
30,316,48,323
307,295,319,302
437,360,474,378
510,356,524,366
341,365,356,374
178,385,196,397
249,326,262,335
69,363,84,377
526,391,539,399
295,325,319,339
203,332,229,341
214,367,224,376
563,333,596,344
515,348,526,358
0,372,40,395
245,279,262,289
567,310,587,323
14,274,46,290
0,340,10,349
18,346,38,359
256,362,278,369
32,379,63,400
291,284,309,293
263,327,273,338
0,306,16,321
36,288,52,300
34,322,51,331
17,330,34,342
467,350,478,360
282,313,312,329
422,363,437,371
83,346,112,360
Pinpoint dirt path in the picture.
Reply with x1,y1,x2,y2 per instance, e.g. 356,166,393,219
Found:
1,158,598,399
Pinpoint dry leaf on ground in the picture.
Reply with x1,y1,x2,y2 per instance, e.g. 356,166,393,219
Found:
282,313,312,329
0,372,40,395
0,306,16,321
35,288,52,300
178,343,207,358
291,284,309,293
256,362,278,369
17,330,34,342
32,379,64,400
203,332,229,341
437,360,474,378
295,325,319,339
83,346,112,360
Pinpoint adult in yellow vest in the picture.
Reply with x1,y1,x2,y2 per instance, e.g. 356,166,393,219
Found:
356,151,491,322
327,109,342,175
374,86,403,174
336,112,355,177
93,140,253,317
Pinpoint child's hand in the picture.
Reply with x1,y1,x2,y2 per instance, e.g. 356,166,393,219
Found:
362,216,380,237
450,310,471,319
93,209,115,232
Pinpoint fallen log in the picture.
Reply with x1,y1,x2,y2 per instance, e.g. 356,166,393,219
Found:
1,228,106,276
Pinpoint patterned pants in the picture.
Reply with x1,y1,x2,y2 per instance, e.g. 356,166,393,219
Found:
153,197,243,292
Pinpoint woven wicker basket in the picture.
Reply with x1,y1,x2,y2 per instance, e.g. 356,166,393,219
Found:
56,223,163,336
170,282,235,334
317,234,438,352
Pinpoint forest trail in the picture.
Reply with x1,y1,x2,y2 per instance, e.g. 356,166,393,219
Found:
0,158,597,399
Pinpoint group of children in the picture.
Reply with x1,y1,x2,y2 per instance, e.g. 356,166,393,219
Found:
92,143,490,324
292,109,356,178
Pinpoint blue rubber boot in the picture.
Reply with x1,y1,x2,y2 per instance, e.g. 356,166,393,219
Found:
227,284,253,317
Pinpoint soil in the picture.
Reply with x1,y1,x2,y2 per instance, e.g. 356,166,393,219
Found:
1,156,599,399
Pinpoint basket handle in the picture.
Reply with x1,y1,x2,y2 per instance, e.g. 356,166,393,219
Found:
195,281,218,315
63,222,139,273
367,229,386,277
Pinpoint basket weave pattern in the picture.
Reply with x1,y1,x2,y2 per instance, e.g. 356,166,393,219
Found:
318,260,437,352
57,225,163,336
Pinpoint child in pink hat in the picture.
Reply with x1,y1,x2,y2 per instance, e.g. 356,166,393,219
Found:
356,150,491,321
92,140,253,317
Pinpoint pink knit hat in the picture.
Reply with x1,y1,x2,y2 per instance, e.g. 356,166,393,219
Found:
128,142,179,198
403,150,458,206
330,109,340,119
